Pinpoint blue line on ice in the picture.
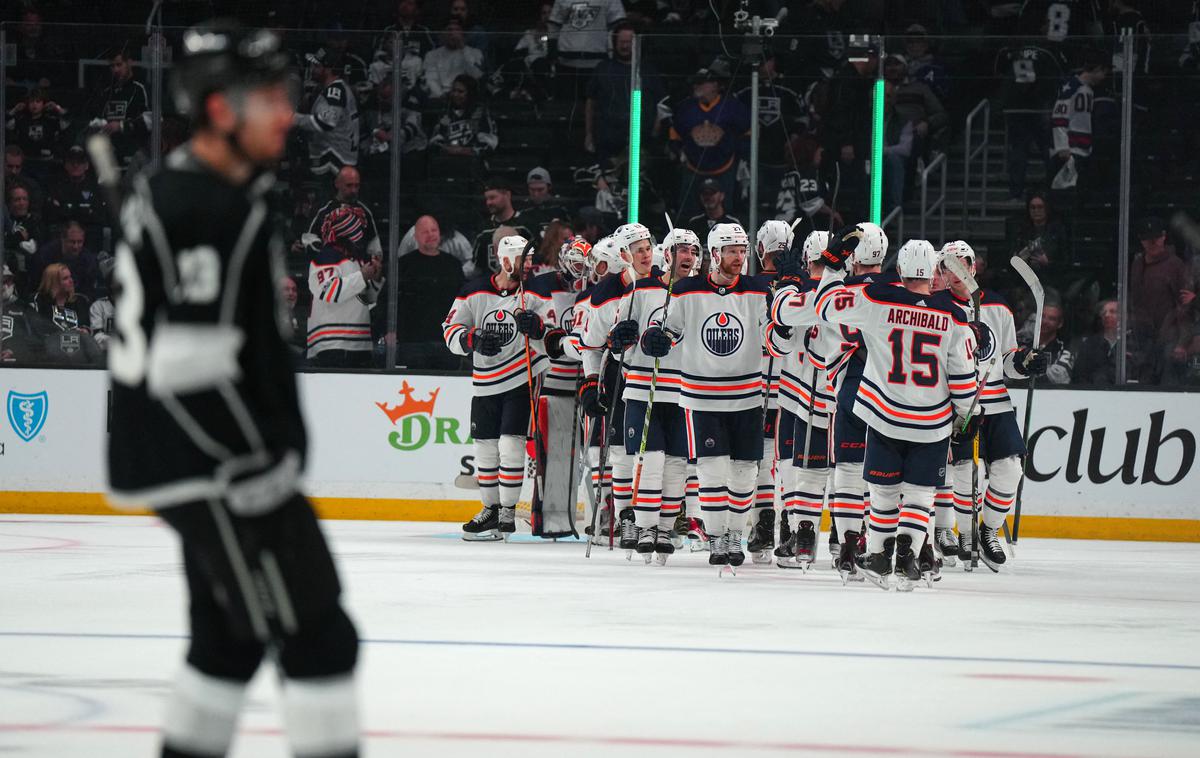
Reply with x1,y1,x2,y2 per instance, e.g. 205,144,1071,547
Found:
1,631,1198,672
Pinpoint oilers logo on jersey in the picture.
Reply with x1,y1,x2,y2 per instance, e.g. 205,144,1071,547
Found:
482,309,518,346
702,312,744,357
975,322,997,363
647,304,667,329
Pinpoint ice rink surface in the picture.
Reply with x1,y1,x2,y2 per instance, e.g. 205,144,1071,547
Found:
2,515,1199,758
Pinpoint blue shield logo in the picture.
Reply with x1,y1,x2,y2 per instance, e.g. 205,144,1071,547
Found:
7,391,48,442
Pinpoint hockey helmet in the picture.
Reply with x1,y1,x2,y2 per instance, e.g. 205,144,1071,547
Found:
802,230,830,263
320,205,366,247
853,222,889,266
613,222,653,255
662,228,701,277
651,242,667,271
898,239,937,280
495,234,529,276
940,239,976,264
756,219,795,266
707,222,750,273
558,236,591,280
589,236,626,281
173,20,290,122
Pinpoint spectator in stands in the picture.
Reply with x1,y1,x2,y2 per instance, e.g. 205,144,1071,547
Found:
449,0,491,67
509,2,555,101
1073,299,1120,385
881,81,914,213
395,214,465,369
429,75,497,160
1131,218,1192,384
995,37,1066,201
670,59,750,218
1006,191,1065,271
308,167,382,261
307,207,383,368
34,262,100,365
535,219,573,275
399,216,475,274
30,221,98,301
5,88,69,162
548,0,627,100
883,53,948,157
1018,301,1074,385
9,8,70,88
4,183,43,295
774,134,841,235
280,275,307,359
423,19,484,99
823,38,878,218
584,21,664,166
45,146,107,229
378,0,437,61
296,48,359,178
1,264,44,364
903,25,950,101
687,178,741,244
5,146,45,213
520,167,571,235
1049,53,1109,209
470,178,534,273
573,207,604,244
363,77,428,171
88,46,149,167
736,51,810,193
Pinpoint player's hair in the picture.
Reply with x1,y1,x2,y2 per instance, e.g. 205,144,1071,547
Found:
483,176,511,194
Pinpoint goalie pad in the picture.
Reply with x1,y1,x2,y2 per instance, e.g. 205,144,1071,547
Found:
531,393,583,538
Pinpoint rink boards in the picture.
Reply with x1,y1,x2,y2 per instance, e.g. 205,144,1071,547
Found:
1,368,1197,541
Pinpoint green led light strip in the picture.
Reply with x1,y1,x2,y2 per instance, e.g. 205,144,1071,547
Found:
870,78,884,224
627,88,642,224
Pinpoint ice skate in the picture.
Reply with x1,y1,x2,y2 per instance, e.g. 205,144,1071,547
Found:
747,510,775,565
918,539,941,587
636,526,657,564
893,535,922,592
859,537,894,591
498,506,516,541
828,528,840,570
777,520,815,571
935,527,958,568
654,527,675,566
725,529,746,567
462,506,502,541
978,523,1005,573
688,517,710,552
708,529,729,567
958,532,976,572
837,531,864,584
774,514,797,567
619,508,640,559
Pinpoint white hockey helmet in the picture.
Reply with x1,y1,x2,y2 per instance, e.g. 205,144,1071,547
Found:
853,222,889,266
707,222,750,272
897,239,937,280
495,234,529,275
940,239,976,264
613,222,653,255
589,235,626,282
651,242,667,271
803,230,830,263
558,236,591,280
663,227,702,276
756,219,795,266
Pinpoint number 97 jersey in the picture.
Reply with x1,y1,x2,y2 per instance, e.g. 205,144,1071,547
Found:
814,271,977,443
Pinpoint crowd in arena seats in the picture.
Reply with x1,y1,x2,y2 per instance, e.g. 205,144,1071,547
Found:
2,0,1199,384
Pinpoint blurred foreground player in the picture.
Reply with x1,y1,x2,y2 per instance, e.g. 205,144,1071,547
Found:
105,22,359,758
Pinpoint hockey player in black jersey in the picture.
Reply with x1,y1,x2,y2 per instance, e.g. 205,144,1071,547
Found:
105,22,359,758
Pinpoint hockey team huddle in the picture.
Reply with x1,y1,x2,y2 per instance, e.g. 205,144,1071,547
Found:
442,219,1049,589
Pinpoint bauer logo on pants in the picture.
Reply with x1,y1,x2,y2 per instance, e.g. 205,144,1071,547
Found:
702,312,744,357
7,390,48,442
375,381,472,452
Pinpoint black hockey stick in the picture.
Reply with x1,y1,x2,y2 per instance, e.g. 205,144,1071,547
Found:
1009,256,1045,545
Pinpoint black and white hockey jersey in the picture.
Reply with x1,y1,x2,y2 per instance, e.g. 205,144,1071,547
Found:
107,149,305,512
663,274,779,413
524,271,584,395
443,274,548,396
298,78,360,175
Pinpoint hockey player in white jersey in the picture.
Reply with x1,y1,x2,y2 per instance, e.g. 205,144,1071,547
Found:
745,219,792,563
578,225,655,548
444,235,549,540
641,223,784,570
936,240,1048,570
619,229,700,563
793,227,977,590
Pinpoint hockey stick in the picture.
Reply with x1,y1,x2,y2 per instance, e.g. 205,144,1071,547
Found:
940,253,982,570
1009,256,1045,545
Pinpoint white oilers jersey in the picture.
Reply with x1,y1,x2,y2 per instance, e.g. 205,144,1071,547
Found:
444,275,548,396
664,274,774,412
814,270,977,443
561,287,592,363
938,289,1022,416
525,271,585,395
769,278,837,428
621,275,684,404
820,271,902,396
300,78,360,174
581,272,636,377
307,247,380,356
756,272,782,410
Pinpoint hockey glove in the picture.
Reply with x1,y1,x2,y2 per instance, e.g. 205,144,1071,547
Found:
774,245,807,287
607,319,640,353
515,309,546,339
640,326,674,358
544,328,566,359
772,323,794,340
820,225,863,270
968,322,993,359
578,376,606,418
1014,347,1048,377
952,413,982,445
460,327,503,357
